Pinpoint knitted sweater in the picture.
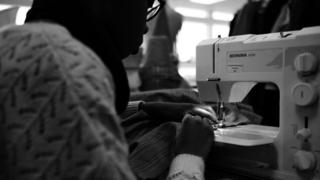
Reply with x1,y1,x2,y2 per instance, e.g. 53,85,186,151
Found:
0,22,135,180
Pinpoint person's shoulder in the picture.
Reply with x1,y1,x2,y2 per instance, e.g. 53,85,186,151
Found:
1,22,64,36
0,24,27,42
0,22,71,48
25,22,71,39
0,22,89,58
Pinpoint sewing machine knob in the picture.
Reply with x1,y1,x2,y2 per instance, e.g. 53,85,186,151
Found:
296,128,312,141
294,52,318,75
291,83,318,106
293,150,317,172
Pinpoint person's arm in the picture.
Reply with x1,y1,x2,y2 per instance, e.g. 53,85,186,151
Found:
120,100,145,119
168,111,215,180
121,100,214,180
122,101,217,124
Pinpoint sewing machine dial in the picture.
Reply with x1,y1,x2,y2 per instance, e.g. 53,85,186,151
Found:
294,52,318,75
291,83,318,106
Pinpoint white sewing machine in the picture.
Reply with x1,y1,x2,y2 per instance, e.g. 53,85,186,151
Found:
196,26,320,180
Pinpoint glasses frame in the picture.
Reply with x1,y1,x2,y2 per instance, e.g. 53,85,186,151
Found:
146,0,165,22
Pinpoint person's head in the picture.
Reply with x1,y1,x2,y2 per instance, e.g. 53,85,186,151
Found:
25,0,165,113
26,0,165,60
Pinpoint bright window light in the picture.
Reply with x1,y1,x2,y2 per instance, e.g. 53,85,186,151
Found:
15,6,30,25
176,21,208,62
212,11,234,21
0,4,12,11
174,7,208,18
178,64,197,86
211,24,230,38
190,0,225,5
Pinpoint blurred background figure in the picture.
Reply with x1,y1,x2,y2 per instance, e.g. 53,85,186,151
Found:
139,3,191,91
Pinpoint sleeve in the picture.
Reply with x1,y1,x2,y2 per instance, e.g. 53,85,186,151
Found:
120,100,145,119
0,25,136,180
167,154,205,180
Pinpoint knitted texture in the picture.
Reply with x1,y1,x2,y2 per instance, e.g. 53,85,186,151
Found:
0,23,135,180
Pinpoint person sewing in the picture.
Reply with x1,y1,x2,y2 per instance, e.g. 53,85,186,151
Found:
0,0,216,180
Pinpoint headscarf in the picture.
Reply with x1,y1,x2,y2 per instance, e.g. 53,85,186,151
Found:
25,0,130,113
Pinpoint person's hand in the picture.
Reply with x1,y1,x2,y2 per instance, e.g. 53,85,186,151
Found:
187,105,218,124
175,107,215,160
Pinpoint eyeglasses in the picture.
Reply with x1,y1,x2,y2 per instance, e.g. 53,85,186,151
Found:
146,0,165,22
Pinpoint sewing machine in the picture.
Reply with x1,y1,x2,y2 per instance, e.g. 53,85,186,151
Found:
196,26,320,180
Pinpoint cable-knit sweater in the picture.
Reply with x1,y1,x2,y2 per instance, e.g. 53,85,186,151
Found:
0,22,135,180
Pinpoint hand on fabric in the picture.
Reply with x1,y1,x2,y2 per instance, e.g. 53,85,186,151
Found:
186,105,218,125
175,107,215,160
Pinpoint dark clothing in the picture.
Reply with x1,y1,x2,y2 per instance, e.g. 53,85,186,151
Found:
256,0,288,34
229,1,262,36
287,0,320,31
272,0,320,32
229,0,288,36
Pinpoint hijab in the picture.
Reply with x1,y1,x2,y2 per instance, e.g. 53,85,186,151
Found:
25,0,130,113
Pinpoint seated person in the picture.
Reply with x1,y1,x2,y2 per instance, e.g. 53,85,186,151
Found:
0,0,215,180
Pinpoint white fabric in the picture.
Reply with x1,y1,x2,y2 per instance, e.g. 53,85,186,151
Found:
167,154,205,180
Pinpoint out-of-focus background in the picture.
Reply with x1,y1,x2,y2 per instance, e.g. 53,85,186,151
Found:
168,0,247,86
0,0,246,86
1,0,316,89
